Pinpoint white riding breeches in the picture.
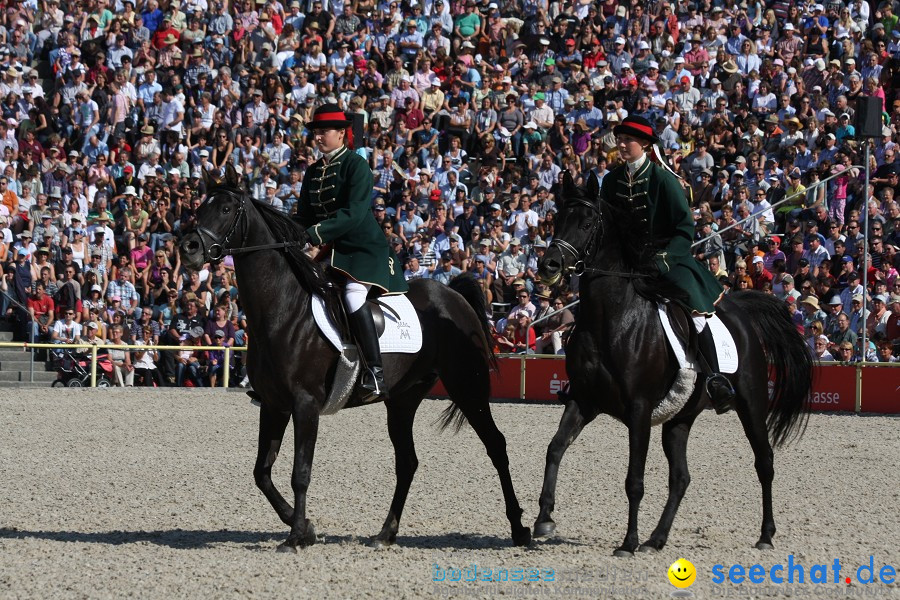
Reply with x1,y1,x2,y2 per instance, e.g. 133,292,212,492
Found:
344,281,371,314
693,314,708,333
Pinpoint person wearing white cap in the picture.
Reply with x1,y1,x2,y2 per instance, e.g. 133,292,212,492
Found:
774,21,803,65
419,77,445,114
390,71,420,109
607,36,632,76
639,60,661,93
263,178,283,212
867,294,891,338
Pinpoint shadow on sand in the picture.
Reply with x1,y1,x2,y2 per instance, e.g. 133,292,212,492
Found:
0,527,589,551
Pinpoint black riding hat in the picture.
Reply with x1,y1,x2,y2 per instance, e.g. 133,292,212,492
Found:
306,104,352,129
613,115,659,144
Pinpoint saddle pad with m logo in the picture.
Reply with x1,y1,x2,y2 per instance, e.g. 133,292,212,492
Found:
311,294,423,354
657,304,739,374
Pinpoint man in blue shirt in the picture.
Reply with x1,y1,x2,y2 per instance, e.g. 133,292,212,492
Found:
141,0,163,33
432,250,461,285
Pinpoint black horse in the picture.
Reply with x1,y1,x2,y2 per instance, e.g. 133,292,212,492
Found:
180,165,530,551
535,173,812,555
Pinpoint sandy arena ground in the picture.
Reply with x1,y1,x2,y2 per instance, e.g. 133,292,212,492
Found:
1,389,899,599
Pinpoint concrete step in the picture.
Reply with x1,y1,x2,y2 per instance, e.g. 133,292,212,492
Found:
0,350,32,362
0,370,58,382
0,330,14,341
0,360,51,372
0,381,54,388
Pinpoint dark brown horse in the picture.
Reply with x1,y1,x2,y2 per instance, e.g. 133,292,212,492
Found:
535,173,812,555
180,165,531,551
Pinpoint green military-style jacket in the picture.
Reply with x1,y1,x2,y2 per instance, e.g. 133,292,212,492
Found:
602,159,723,315
297,146,408,294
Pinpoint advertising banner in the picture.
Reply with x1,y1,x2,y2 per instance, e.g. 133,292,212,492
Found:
433,358,892,414
807,365,857,412
859,367,900,414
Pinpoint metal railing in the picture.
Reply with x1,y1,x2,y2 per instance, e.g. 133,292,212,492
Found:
5,338,899,412
521,298,579,399
0,287,37,381
690,163,865,249
1,341,247,388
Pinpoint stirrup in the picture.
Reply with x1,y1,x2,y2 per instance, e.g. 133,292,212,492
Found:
705,374,735,414
358,366,387,402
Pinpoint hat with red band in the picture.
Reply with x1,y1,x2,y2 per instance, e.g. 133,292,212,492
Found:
612,115,658,144
307,103,355,148
307,104,353,130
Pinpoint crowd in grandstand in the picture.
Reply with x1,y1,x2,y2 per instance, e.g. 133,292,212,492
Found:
4,0,900,385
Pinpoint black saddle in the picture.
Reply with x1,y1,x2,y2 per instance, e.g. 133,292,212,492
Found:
663,300,699,358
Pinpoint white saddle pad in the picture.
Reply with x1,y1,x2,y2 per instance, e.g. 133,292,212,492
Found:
311,294,422,354
657,304,738,374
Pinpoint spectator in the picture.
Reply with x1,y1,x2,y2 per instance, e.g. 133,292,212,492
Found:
176,326,205,387
0,0,895,379
107,324,134,387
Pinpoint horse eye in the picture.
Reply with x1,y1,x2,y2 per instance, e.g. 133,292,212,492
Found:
222,206,231,214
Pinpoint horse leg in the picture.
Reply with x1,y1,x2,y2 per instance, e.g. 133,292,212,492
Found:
638,415,697,553
736,395,777,550
615,404,652,557
253,404,293,526
370,395,424,548
277,405,320,553
457,401,531,547
533,397,601,538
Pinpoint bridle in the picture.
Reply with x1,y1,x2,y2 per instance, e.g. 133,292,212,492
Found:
548,195,601,277
193,188,306,262
548,195,650,279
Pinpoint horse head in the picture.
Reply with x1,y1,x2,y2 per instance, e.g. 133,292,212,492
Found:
538,171,602,287
181,163,248,270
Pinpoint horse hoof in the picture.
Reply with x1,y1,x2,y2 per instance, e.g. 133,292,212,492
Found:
512,526,532,547
755,542,774,550
368,537,394,549
303,523,317,546
613,549,635,558
637,545,658,554
533,521,556,538
276,543,298,553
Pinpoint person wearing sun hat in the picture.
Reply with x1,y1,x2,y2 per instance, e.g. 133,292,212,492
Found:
606,115,732,413
295,104,408,402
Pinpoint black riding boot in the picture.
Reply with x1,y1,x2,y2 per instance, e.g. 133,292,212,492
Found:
348,304,387,402
698,324,735,414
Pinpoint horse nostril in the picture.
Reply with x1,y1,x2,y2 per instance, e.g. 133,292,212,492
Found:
186,241,199,252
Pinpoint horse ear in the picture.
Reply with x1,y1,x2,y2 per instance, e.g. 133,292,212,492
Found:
562,171,578,196
586,171,600,201
201,166,214,189
224,162,240,188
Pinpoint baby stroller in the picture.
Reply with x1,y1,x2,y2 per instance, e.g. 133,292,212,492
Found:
51,349,114,388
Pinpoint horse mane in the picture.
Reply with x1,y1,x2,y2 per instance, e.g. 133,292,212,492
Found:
580,177,695,309
210,182,346,332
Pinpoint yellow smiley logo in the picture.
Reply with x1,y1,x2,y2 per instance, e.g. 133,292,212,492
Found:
668,558,697,589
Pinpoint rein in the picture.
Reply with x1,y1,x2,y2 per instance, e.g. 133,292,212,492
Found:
194,188,306,261
549,195,650,280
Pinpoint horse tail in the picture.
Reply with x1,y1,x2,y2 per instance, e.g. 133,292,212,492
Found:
436,273,497,433
448,272,498,372
728,292,812,447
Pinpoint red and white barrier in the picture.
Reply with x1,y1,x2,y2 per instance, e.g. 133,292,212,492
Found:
433,357,900,414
